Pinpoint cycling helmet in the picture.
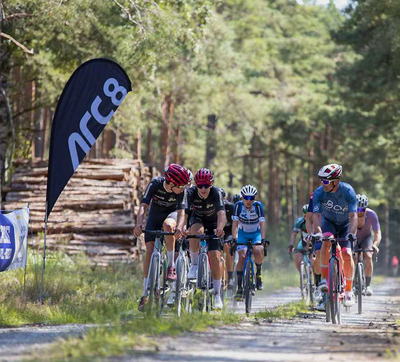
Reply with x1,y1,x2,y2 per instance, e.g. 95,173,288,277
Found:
302,204,309,215
219,188,226,198
356,194,368,208
164,164,190,186
194,168,214,185
317,163,342,180
241,184,257,197
233,194,241,203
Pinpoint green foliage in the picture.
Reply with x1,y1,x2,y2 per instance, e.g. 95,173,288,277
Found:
255,301,309,320
0,251,142,326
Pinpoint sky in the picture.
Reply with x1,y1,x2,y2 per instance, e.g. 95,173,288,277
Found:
298,0,352,10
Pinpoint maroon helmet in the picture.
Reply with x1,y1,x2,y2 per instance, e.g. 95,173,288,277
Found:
194,168,214,185
164,164,190,186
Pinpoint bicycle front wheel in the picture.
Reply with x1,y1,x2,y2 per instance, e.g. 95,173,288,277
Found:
329,258,341,324
197,253,210,313
300,262,306,301
356,262,363,314
175,256,186,317
244,260,253,316
147,253,160,313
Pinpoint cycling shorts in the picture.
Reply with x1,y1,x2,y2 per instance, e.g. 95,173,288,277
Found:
356,235,373,251
237,229,262,251
188,216,222,252
145,210,177,243
321,217,351,249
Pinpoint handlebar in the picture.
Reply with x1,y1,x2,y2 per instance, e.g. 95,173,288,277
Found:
229,239,269,257
143,229,175,237
186,234,220,240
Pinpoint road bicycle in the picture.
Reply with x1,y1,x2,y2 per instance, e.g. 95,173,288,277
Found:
353,246,377,315
323,234,346,325
143,229,174,316
187,234,222,313
231,239,269,316
293,247,314,306
174,237,192,317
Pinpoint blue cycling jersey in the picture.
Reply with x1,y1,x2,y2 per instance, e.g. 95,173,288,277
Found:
232,201,265,233
312,182,357,225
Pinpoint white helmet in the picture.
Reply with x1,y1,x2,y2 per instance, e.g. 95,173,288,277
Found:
318,163,342,180
241,184,257,197
356,194,368,208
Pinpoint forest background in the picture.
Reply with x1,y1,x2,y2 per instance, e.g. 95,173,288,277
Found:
0,0,399,270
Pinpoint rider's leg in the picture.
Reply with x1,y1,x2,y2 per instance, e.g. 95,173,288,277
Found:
313,242,322,285
341,247,354,292
320,239,330,281
163,217,177,268
294,252,303,272
364,251,373,286
253,244,263,274
209,250,222,295
236,249,246,290
223,242,234,281
189,223,203,268
143,241,155,295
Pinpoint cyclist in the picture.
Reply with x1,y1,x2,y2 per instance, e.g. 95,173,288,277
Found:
233,194,241,204
312,163,358,308
355,194,381,296
134,164,190,311
288,204,310,271
391,256,399,276
220,188,235,289
232,185,268,300
181,168,227,309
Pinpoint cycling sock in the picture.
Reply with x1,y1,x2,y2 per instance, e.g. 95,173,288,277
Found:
213,279,221,295
256,263,262,276
315,274,321,285
167,251,174,267
366,276,371,287
228,271,233,281
190,251,199,265
237,271,243,289
142,277,148,296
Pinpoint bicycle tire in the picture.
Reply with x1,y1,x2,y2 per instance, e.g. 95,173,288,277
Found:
300,262,306,300
175,257,185,317
197,253,209,313
307,264,314,305
147,253,160,313
159,257,168,316
325,296,331,322
356,262,363,314
329,258,340,324
244,260,253,315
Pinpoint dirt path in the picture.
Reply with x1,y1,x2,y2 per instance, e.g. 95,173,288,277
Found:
130,277,400,361
0,278,398,361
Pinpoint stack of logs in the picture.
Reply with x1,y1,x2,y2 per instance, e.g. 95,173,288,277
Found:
2,159,158,265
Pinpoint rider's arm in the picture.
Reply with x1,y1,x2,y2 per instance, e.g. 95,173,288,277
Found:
312,212,322,234
176,209,186,232
217,210,227,232
259,221,266,240
134,203,148,236
305,212,313,234
373,229,382,247
349,212,358,235
289,231,298,246
371,210,382,247
231,219,239,239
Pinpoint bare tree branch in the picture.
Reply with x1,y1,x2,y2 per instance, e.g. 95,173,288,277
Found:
3,13,33,22
0,32,34,55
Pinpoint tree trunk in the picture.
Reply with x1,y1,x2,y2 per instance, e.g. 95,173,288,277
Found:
134,128,141,160
205,114,217,168
383,202,390,275
146,127,152,164
308,133,315,196
173,123,181,164
267,146,282,234
285,167,292,234
298,163,305,214
160,93,173,169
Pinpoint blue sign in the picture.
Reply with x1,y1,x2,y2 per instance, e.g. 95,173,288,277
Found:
0,213,15,272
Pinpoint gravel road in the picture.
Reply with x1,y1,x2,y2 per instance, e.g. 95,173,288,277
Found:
0,278,398,362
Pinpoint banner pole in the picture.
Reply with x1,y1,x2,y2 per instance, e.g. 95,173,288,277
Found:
23,203,30,297
39,202,48,303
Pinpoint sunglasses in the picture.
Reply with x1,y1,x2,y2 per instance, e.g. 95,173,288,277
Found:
321,179,334,185
243,195,255,201
196,184,211,189
172,184,185,189
357,207,366,212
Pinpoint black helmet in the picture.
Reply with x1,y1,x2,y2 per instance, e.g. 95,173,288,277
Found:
233,194,241,203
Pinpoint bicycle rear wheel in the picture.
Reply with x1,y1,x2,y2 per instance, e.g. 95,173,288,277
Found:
300,262,306,300
159,258,168,316
244,260,253,316
329,258,341,324
356,262,363,314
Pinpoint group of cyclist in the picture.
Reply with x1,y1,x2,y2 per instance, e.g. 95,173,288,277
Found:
288,163,382,311
134,161,381,314
134,164,268,312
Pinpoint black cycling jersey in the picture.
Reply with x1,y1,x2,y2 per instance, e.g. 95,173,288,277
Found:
142,176,185,213
224,200,234,236
184,185,225,224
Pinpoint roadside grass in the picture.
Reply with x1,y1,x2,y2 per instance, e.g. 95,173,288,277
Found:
35,312,244,360
0,251,142,326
